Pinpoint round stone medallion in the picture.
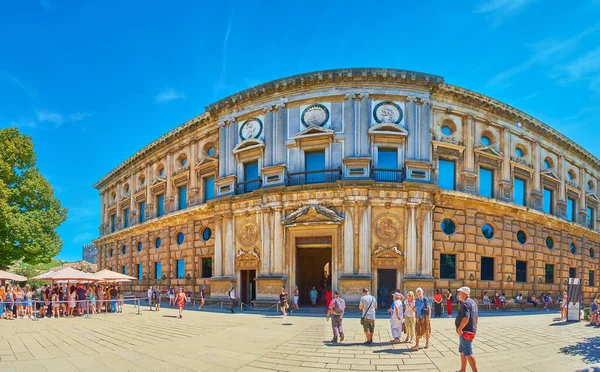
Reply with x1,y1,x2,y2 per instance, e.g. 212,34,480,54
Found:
375,214,400,242
301,104,329,127
373,101,403,124
239,223,259,246
239,118,263,140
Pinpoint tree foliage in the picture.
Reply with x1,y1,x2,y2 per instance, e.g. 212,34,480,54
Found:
0,128,67,268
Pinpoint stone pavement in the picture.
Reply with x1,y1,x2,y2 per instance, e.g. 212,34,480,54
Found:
0,304,598,372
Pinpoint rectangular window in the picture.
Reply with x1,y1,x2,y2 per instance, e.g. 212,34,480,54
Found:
155,262,162,280
543,188,553,214
305,151,326,184
567,198,575,222
204,176,215,202
139,202,146,223
156,193,165,217
244,162,259,181
202,257,212,278
514,178,526,206
111,214,116,232
481,257,494,281
569,267,576,278
588,207,595,229
178,185,187,210
177,259,185,279
590,270,595,287
440,254,456,279
479,167,494,198
378,148,398,169
123,208,130,228
439,160,456,191
545,264,554,284
138,264,143,280
122,266,127,275
516,261,527,283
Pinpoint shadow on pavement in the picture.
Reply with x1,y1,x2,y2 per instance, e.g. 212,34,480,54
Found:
162,315,179,318
322,342,369,347
373,348,411,355
549,320,578,326
560,335,600,364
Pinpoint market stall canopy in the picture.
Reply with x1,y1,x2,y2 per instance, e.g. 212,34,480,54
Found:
0,270,27,281
31,267,98,281
92,269,137,282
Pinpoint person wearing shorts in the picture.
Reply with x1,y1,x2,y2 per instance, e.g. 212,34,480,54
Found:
359,288,377,344
199,284,206,310
456,286,478,372
411,287,431,351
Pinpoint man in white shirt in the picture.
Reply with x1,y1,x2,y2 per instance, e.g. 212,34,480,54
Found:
228,286,237,313
147,286,154,311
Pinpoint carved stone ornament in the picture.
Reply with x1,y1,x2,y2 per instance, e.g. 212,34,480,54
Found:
373,101,403,124
239,222,259,246
375,214,400,242
236,246,260,260
284,204,344,226
372,244,405,258
239,118,263,140
301,104,329,127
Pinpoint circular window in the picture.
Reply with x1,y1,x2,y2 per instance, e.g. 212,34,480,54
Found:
481,136,491,146
441,126,452,136
568,171,575,181
588,180,595,191
139,174,145,185
202,227,212,241
124,184,130,194
515,148,523,157
109,249,113,257
544,159,551,169
137,242,142,252
158,167,165,177
155,238,161,249
570,242,576,254
441,219,456,235
177,232,184,245
546,237,554,249
122,245,127,255
517,230,527,244
590,248,595,258
181,158,188,166
207,147,215,156
482,224,494,239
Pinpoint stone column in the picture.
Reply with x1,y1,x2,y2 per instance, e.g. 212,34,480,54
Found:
213,216,223,276
115,182,121,229
343,94,356,157
406,204,418,276
165,152,173,212
420,205,433,277
359,93,370,156
129,173,135,225
358,205,371,275
189,139,199,204
418,98,432,161
224,215,235,277
218,124,227,177
263,107,274,167
145,164,152,218
274,104,287,164
464,115,475,170
272,207,284,274
405,97,417,159
558,155,567,217
100,192,105,234
260,209,271,275
343,203,354,274
579,167,587,224
531,141,543,210
227,122,237,175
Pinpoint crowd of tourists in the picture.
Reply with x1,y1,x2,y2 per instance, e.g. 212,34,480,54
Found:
0,282,125,319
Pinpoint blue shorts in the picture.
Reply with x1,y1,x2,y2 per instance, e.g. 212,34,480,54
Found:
459,336,473,357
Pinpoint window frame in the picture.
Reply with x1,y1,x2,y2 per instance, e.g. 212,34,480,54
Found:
438,159,456,191
545,263,554,284
201,257,213,278
176,259,185,279
440,253,457,279
480,256,495,281
516,260,527,283
479,166,495,198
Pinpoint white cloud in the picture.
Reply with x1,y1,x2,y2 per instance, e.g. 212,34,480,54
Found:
72,232,96,246
37,110,65,126
154,89,187,104
474,0,535,14
11,110,91,130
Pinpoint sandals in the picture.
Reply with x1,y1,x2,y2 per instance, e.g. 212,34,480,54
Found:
410,346,420,351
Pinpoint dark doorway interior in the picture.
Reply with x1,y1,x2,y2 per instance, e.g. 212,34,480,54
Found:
240,270,256,305
377,269,396,309
296,247,331,306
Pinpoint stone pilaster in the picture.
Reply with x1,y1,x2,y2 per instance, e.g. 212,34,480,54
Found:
224,214,235,277
343,94,356,157
189,139,199,205
531,140,543,210
343,202,354,274
406,204,418,277
359,93,370,157
213,215,223,277
419,205,433,278
358,205,371,276
272,207,284,275
263,106,274,167
165,152,174,212
218,123,227,178
260,209,271,275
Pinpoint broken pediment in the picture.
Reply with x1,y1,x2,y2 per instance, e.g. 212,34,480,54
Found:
284,204,344,226
235,247,260,269
372,244,405,259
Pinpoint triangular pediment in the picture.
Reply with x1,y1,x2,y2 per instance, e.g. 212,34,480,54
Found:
586,193,600,203
541,169,561,182
475,146,503,159
232,138,265,154
151,176,166,186
284,204,343,226
293,125,334,140
195,157,218,169
368,123,408,136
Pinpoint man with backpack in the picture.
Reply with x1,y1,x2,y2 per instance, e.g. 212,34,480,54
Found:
326,290,346,344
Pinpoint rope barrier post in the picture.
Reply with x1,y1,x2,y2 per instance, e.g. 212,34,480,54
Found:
220,301,223,310
85,300,90,319
137,298,141,315
32,300,38,321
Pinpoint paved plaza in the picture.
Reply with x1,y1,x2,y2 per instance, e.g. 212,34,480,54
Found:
0,304,598,372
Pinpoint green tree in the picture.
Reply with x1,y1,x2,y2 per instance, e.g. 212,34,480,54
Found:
0,128,67,268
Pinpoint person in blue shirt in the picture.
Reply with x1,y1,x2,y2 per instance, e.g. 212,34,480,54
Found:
590,299,599,325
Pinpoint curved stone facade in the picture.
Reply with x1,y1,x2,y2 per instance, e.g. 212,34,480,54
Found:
94,68,600,303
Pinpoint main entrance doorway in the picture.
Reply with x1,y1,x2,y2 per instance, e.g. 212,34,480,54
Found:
377,269,397,309
240,270,256,305
295,236,332,307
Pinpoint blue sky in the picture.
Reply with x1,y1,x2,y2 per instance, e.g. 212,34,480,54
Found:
1,0,600,262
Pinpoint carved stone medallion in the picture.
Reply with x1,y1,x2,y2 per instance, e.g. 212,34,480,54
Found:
239,222,259,246
373,101,403,124
239,118,263,140
301,104,329,127
375,214,400,242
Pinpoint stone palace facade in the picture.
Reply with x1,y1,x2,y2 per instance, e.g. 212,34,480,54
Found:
94,68,600,304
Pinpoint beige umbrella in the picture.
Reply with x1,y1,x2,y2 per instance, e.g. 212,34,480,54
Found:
0,270,27,282
92,269,136,313
32,267,98,316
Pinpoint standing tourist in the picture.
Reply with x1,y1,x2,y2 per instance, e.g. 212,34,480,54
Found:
168,286,175,307
455,287,479,372
411,287,431,351
175,287,187,319
561,291,568,320
109,285,118,313
14,286,24,319
117,287,124,313
154,287,161,312
590,299,599,325
326,290,346,344
482,292,491,311
199,284,206,310
325,286,332,309
51,291,60,318
359,288,377,345
446,289,453,317
89,286,97,314
389,292,404,344
0,286,5,319
279,287,288,318
5,285,14,320
69,287,77,316
23,285,33,319
228,286,237,313
309,286,318,307
293,286,300,310
403,291,416,343
147,286,154,311
433,289,443,318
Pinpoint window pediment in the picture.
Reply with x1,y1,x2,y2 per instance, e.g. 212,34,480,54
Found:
587,193,600,205
292,125,334,148
368,123,408,139
284,204,343,226
475,146,503,160
232,138,265,163
150,176,166,193
541,170,561,184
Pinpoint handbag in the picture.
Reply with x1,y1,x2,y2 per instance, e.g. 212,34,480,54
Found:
360,298,374,326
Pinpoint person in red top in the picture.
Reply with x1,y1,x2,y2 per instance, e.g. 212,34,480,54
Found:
175,287,187,319
325,287,332,308
433,289,443,318
446,289,453,317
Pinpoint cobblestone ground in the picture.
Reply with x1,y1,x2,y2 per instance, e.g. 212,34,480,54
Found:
0,305,598,372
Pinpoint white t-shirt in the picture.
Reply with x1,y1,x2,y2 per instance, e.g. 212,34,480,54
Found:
404,299,415,318
390,299,403,322
229,289,236,299
147,289,153,298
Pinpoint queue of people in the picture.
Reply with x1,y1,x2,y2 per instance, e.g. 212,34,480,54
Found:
0,282,125,319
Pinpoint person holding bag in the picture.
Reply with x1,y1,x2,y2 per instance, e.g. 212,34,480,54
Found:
359,288,377,345
456,287,479,372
